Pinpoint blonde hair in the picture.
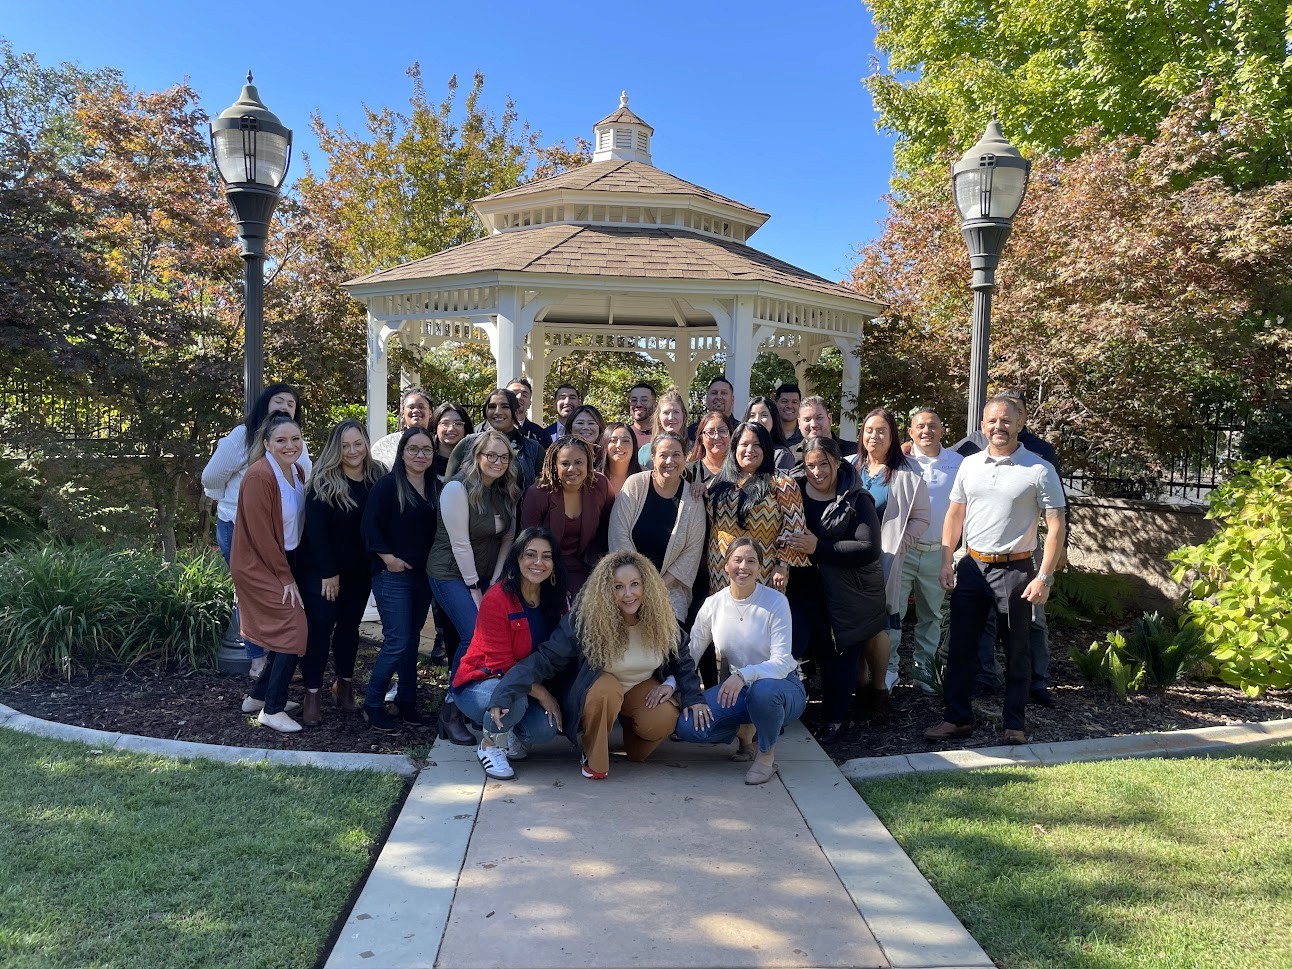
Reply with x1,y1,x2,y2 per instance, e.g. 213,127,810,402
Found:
307,419,384,510
653,385,688,437
573,551,678,670
247,413,299,465
458,429,520,512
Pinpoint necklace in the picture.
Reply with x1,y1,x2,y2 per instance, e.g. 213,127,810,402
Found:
731,589,755,622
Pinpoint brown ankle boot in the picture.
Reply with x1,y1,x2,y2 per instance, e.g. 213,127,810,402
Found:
302,689,323,728
332,678,357,713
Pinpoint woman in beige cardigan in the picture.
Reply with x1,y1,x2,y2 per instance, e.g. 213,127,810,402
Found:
608,431,707,623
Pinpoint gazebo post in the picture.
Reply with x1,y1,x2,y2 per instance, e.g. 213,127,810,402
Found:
837,336,862,440
366,310,390,444
724,298,756,412
491,287,526,391
527,325,547,424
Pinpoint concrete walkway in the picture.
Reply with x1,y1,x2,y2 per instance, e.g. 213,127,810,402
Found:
326,723,992,969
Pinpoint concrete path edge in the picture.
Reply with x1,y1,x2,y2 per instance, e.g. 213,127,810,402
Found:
840,716,1292,782
0,701,418,776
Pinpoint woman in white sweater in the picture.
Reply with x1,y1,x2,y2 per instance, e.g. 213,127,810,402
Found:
202,383,312,676
672,537,805,785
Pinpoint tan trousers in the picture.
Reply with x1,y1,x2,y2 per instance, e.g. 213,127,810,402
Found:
579,673,679,775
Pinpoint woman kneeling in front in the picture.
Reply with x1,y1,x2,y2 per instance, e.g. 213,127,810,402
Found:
673,537,806,784
451,528,570,780
489,551,706,779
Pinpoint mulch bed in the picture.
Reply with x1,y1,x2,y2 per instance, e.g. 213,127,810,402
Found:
1,620,1288,762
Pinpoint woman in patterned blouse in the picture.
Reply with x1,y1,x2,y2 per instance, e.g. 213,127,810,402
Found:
704,421,809,595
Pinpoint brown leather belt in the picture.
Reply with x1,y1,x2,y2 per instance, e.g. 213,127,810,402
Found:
967,548,1033,564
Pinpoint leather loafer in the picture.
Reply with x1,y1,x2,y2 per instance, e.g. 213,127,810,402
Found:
1000,729,1028,745
813,722,850,746
923,721,973,741
1028,688,1055,708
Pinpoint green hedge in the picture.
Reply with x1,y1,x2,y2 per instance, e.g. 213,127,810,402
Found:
0,543,233,684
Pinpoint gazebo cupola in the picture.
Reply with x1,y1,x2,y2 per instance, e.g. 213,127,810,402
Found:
592,92,653,164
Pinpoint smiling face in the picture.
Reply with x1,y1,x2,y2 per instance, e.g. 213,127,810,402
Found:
401,431,435,475
519,536,554,588
606,427,635,466
799,402,832,439
628,387,656,425
776,391,800,426
266,421,303,469
268,391,297,419
659,400,685,434
506,382,532,416
863,415,892,461
339,426,367,473
485,393,516,433
734,429,764,474
981,401,1020,454
570,411,601,445
554,387,581,420
612,564,644,621
437,409,467,449
555,445,588,491
724,543,761,589
401,394,431,429
746,401,774,433
699,414,731,460
652,438,685,483
908,410,944,455
477,440,512,484
802,448,839,494
706,381,734,417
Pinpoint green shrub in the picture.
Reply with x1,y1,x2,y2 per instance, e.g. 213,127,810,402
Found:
0,543,233,684
1239,405,1292,461
1168,457,1292,696
1071,611,1212,700
1046,567,1136,627
0,459,45,550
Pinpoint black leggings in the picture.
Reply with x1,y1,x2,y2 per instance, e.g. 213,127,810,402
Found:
300,570,371,689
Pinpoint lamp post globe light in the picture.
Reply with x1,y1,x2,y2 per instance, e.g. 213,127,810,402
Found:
210,72,292,416
952,117,1029,434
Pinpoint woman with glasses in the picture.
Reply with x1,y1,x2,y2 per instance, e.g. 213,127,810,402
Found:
687,410,732,488
519,436,612,595
445,388,544,492
639,386,688,470
608,431,706,623
429,402,472,483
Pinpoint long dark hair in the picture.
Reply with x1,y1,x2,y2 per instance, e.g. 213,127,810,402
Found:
243,383,303,461
710,421,776,527
500,527,569,626
862,407,905,483
481,388,521,430
392,426,436,512
689,409,732,463
744,395,786,447
431,401,473,452
599,421,642,475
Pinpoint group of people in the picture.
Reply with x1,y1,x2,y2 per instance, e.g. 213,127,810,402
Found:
202,372,1066,783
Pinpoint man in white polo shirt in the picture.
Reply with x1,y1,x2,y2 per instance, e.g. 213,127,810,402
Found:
889,406,963,693
925,396,1065,745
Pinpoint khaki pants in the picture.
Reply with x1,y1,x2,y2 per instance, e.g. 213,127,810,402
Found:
579,673,679,775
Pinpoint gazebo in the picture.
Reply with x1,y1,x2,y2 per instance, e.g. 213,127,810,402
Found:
345,94,885,441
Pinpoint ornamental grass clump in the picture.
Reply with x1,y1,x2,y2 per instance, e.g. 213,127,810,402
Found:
0,543,232,684
1168,457,1292,696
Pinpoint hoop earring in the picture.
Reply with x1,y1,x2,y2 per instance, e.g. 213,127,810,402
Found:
549,573,557,587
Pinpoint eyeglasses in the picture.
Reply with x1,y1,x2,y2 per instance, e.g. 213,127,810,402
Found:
703,428,731,439
405,446,435,458
438,419,465,428
480,452,512,465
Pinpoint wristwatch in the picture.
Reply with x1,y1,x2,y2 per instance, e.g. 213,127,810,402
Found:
1037,572,1054,587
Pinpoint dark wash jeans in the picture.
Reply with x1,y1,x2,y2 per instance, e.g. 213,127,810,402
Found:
300,569,371,689
943,557,1035,732
364,569,432,708
249,649,299,715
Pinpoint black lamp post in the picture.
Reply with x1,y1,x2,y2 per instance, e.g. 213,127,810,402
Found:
952,117,1029,434
210,73,292,415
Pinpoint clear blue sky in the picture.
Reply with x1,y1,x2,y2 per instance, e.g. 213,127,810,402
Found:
7,0,896,281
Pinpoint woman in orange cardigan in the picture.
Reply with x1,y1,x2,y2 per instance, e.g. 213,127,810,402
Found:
233,413,309,733
451,527,571,778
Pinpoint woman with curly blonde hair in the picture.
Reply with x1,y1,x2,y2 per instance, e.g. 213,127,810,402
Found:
488,551,706,779
519,435,612,594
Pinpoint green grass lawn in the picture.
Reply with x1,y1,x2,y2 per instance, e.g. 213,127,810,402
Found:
0,729,406,969
858,743,1292,969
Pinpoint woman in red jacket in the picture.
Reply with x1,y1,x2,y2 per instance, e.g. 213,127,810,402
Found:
451,527,570,779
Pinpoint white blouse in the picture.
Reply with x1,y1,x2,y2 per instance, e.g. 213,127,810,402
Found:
269,458,307,552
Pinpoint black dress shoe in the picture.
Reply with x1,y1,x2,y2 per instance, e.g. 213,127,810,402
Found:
437,702,477,745
396,701,430,728
813,722,850,746
363,704,402,733
1029,688,1055,708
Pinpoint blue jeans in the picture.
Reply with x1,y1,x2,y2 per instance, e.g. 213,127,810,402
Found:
430,577,481,687
453,678,561,746
216,517,263,659
673,675,807,754
365,570,432,708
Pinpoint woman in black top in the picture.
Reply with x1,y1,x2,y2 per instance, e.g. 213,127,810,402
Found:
297,419,386,726
360,426,440,732
786,437,888,744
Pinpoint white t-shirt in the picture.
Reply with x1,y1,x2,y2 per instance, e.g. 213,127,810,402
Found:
688,583,796,683
270,458,307,552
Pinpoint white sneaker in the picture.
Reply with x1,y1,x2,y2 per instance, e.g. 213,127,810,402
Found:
242,697,300,714
476,743,514,780
257,709,302,733
506,733,529,761
385,678,398,703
